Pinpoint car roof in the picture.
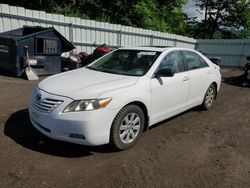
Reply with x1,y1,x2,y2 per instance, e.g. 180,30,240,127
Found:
118,46,195,52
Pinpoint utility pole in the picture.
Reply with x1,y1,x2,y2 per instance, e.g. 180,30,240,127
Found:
204,0,208,22
202,0,209,39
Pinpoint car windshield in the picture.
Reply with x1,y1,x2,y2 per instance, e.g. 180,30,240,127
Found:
86,49,161,76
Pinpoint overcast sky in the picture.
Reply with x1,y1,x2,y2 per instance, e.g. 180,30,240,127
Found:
182,0,205,22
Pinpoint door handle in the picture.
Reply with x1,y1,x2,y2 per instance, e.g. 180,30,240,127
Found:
183,76,189,81
207,70,211,74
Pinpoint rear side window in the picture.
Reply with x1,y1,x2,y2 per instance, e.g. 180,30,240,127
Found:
158,51,185,73
182,51,209,70
199,56,209,68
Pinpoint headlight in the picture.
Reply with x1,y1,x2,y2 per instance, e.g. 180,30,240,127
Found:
63,98,112,113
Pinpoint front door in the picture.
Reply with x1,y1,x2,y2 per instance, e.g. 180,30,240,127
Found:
150,51,189,124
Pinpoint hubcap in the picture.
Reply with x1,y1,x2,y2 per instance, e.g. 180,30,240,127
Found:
119,113,141,144
205,87,214,107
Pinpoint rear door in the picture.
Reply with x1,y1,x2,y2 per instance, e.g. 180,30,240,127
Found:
181,51,211,108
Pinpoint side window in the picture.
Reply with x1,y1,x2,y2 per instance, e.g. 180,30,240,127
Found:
182,51,201,70
158,51,185,73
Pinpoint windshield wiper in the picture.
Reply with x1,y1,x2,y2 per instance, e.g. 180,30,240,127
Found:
86,66,138,76
86,66,116,74
99,69,117,74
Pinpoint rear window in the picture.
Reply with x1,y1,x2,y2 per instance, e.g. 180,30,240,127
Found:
182,51,208,70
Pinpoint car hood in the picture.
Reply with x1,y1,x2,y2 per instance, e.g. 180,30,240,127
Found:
38,68,139,99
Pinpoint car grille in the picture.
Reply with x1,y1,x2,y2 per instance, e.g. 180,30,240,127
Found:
32,98,63,113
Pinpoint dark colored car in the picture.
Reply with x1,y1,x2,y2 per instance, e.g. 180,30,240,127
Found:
245,56,250,82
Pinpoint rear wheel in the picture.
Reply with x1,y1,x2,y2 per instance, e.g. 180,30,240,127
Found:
202,84,216,110
110,105,145,150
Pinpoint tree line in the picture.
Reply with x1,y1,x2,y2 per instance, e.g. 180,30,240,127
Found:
1,0,249,39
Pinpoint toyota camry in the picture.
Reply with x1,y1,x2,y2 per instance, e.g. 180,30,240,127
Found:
29,47,221,150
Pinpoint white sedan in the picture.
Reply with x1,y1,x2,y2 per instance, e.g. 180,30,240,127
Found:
29,47,221,150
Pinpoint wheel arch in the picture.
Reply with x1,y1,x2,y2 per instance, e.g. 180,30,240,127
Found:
110,100,150,134
211,81,218,99
109,100,150,149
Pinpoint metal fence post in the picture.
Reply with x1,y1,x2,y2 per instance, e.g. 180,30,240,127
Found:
117,30,122,47
69,23,74,54
69,23,73,43
174,38,177,47
240,40,245,67
194,40,199,51
150,35,153,46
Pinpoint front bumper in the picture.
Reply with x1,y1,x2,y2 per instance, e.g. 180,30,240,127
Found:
29,89,118,146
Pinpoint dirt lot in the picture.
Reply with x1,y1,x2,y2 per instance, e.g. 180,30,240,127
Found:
0,69,249,188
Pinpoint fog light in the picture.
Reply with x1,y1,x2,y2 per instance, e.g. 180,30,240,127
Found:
69,133,85,140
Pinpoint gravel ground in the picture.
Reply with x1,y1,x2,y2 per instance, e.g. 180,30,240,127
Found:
0,69,249,188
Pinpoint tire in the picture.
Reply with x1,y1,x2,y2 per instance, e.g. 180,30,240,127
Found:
202,84,216,110
110,105,145,150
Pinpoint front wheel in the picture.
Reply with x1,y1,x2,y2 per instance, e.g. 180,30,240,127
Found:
202,84,216,110
110,105,145,150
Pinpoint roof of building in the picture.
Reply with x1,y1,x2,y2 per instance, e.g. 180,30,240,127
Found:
0,26,75,52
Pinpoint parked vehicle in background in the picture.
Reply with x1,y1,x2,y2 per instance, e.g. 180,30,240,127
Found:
29,47,221,150
207,56,221,66
245,56,250,82
82,43,112,66
61,44,112,70
61,52,88,70
201,52,221,66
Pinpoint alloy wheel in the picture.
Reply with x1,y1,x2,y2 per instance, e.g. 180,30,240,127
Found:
205,87,214,107
119,113,141,144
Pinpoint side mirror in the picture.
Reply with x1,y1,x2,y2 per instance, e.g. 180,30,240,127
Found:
155,68,174,78
246,56,250,61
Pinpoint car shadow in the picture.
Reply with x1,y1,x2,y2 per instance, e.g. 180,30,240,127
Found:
222,72,250,87
148,106,202,130
4,109,117,158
